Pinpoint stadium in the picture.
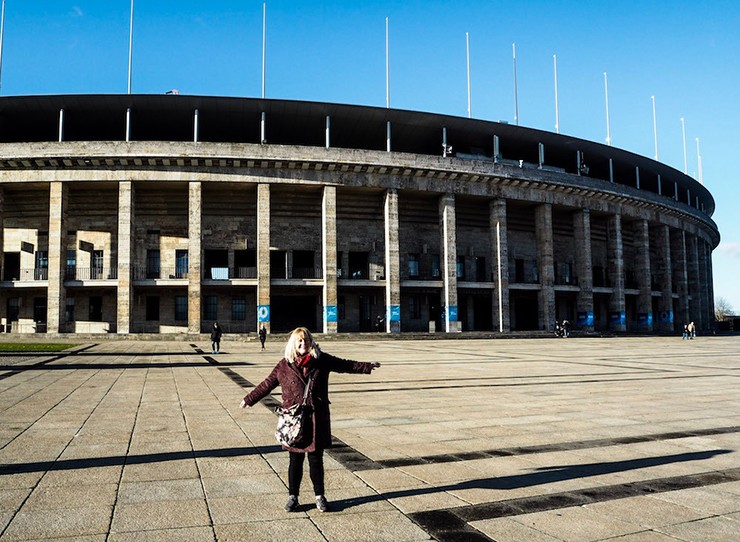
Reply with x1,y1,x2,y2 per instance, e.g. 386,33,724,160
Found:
0,94,718,336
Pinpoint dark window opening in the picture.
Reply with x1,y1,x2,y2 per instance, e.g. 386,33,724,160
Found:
270,250,287,279
349,251,368,279
146,249,161,279
292,250,316,278
204,249,228,280
146,296,160,321
89,296,103,322
234,249,256,278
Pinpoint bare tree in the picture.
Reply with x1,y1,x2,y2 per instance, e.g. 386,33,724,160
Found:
714,297,734,322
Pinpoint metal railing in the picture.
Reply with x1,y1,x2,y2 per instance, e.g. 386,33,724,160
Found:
65,267,118,280
1,268,49,281
134,266,190,280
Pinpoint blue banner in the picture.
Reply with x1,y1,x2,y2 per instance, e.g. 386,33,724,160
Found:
577,311,594,326
257,305,270,323
388,305,400,322
447,306,458,322
324,305,337,323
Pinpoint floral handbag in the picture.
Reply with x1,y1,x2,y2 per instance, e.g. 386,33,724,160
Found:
275,374,314,447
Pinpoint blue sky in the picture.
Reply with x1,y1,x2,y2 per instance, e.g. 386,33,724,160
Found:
3,1,739,313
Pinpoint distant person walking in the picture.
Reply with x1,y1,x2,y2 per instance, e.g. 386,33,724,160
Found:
210,322,223,353
688,321,696,339
259,324,267,351
240,327,380,513
682,323,689,340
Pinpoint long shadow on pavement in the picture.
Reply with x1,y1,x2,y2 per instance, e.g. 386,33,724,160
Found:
0,444,283,475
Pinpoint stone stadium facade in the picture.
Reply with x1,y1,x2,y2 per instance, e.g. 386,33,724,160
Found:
0,95,718,335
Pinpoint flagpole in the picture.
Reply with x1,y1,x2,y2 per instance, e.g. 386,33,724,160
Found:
0,0,6,95
603,72,611,146
553,54,559,134
680,117,687,174
385,17,390,108
127,0,134,94
466,32,471,119
695,137,703,184
651,95,658,160
512,43,518,125
261,3,266,99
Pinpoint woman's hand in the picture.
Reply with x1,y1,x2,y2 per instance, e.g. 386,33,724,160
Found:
240,399,250,408
371,362,381,370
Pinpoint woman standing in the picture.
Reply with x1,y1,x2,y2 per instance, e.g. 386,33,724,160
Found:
210,321,223,354
240,327,380,512
258,324,267,351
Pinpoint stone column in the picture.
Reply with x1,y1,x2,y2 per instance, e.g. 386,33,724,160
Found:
671,229,689,329
633,219,653,331
697,237,709,331
573,208,594,330
706,241,715,330
607,214,626,331
489,198,510,332
322,186,338,334
384,189,401,333
188,182,202,334
686,234,700,330
439,193,460,332
47,182,68,334
655,224,674,332
535,203,555,332
257,184,271,333
117,182,134,334
0,189,4,278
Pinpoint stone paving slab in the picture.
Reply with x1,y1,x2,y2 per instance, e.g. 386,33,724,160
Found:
0,336,739,541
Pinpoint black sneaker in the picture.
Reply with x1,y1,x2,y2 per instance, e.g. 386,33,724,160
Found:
315,495,329,512
284,495,298,512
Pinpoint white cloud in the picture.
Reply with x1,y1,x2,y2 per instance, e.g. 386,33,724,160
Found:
716,242,740,258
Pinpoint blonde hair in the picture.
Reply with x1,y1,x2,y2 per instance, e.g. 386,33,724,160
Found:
284,327,321,363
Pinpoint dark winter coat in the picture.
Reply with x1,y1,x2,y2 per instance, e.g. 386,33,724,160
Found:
210,326,222,342
242,353,374,452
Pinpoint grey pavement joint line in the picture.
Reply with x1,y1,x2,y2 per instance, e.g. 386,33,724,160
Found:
106,364,148,540
0,366,101,448
0,359,132,540
174,362,218,540
408,467,740,542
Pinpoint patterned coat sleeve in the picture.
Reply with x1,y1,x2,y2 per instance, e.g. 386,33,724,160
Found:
242,361,281,406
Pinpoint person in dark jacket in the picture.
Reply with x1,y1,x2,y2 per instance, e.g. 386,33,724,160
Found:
210,322,223,353
240,327,380,513
258,324,267,351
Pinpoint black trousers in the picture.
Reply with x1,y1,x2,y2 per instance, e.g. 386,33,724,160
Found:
288,450,324,496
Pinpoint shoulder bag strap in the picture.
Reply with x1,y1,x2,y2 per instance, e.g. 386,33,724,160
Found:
300,372,315,406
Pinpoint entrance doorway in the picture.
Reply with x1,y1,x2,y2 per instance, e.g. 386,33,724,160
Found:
270,295,318,333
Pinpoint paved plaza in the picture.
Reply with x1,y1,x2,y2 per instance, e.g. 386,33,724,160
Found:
0,335,738,541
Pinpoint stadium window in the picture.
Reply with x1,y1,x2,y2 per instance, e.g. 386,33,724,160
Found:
66,250,77,280
431,254,441,278
146,296,160,321
146,249,161,278
408,253,419,278
89,296,103,322
204,295,218,321
409,295,421,319
456,255,465,279
232,297,246,321
65,298,75,323
174,296,187,321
